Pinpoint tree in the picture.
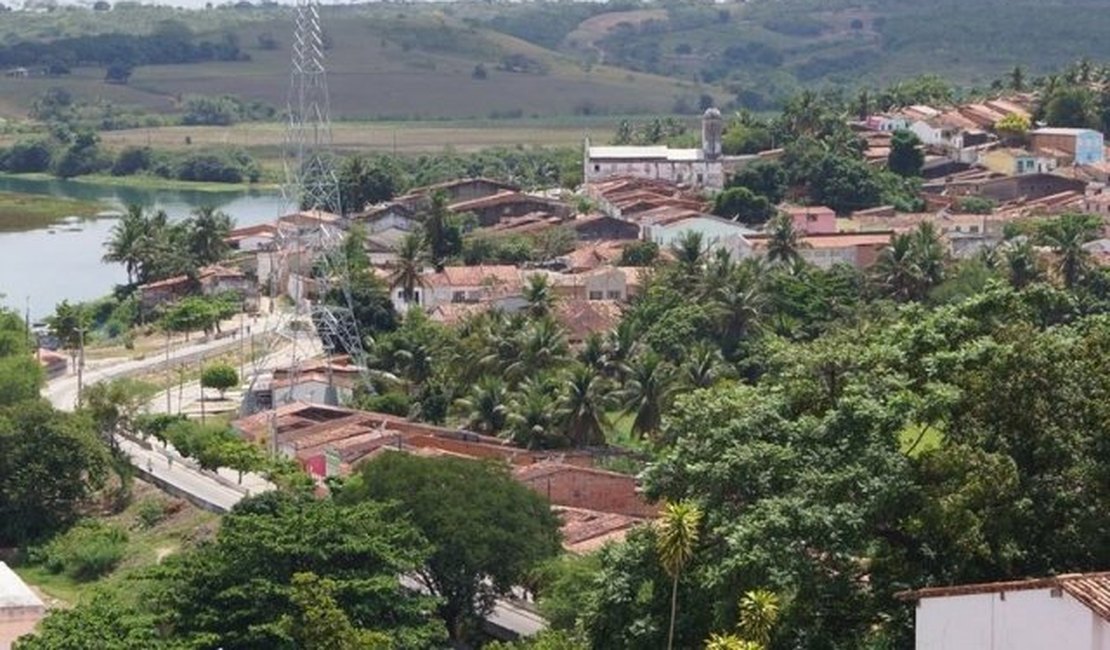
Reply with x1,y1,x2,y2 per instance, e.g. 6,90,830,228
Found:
200,363,238,399
1044,87,1099,129
102,205,148,285
0,400,109,545
727,160,787,204
712,187,775,226
390,233,426,305
46,300,89,368
187,206,232,267
1003,239,1042,289
737,590,780,648
455,375,509,435
556,364,611,447
807,154,884,214
621,350,677,439
423,191,462,270
15,593,168,650
281,572,390,650
339,454,562,642
887,129,924,177
505,378,560,449
157,492,443,648
104,62,132,84
80,378,155,448
764,212,804,266
619,241,659,266
1008,65,1025,91
995,113,1031,143
657,500,703,650
160,297,217,340
1036,213,1100,288
338,155,397,214
523,273,556,319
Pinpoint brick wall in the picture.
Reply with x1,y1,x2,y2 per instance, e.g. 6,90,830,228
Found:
516,465,658,518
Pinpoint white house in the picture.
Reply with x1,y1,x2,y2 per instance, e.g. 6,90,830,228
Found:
899,572,1110,650
390,265,526,312
641,211,758,253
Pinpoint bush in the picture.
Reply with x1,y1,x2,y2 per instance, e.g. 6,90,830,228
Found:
32,520,128,581
135,498,168,529
201,363,238,398
111,146,153,176
360,391,411,416
0,139,54,173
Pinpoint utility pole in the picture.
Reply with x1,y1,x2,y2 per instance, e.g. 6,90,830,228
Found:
199,358,207,424
164,330,171,413
75,326,85,408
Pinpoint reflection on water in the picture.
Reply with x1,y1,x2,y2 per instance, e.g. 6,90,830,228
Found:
0,175,287,319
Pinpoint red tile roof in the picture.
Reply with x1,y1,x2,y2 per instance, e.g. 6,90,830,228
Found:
898,572,1110,621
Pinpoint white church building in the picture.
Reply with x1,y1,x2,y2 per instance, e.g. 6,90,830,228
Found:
584,108,752,190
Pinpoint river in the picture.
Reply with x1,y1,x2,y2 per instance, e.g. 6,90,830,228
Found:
0,175,286,319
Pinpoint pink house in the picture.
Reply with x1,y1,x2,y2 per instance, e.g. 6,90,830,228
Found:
783,205,837,234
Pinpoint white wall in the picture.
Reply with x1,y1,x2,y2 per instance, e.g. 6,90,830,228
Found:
916,589,1110,650
648,217,748,249
585,158,725,189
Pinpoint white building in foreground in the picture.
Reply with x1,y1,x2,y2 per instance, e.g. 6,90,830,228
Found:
0,562,45,650
899,571,1110,650
584,108,753,190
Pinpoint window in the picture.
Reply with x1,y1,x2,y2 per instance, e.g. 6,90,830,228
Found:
696,173,704,184
969,225,980,233
452,291,466,303
593,164,600,172
588,290,603,301
607,290,622,300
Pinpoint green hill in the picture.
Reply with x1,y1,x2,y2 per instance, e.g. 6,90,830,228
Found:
1,0,1109,122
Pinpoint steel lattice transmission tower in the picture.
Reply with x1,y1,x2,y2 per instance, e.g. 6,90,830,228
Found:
280,0,371,398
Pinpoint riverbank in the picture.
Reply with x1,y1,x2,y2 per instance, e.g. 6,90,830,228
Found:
0,190,106,231
3,172,279,195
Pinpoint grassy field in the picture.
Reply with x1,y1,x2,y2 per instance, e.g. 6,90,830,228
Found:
0,191,106,231
12,480,219,607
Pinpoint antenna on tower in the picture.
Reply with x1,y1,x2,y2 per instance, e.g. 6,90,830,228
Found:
275,0,373,402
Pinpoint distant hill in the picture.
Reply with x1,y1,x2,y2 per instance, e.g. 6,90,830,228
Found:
1,1,1109,121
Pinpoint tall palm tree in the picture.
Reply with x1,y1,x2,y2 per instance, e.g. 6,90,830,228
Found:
711,270,764,357
555,364,611,447
423,190,454,271
455,376,508,435
621,350,677,439
390,233,427,305
603,320,639,381
764,213,804,266
188,206,233,267
576,331,607,373
1036,213,1099,289
657,500,703,650
523,273,556,319
671,230,706,280
102,204,147,285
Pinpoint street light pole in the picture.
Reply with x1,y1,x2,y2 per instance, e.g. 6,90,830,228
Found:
165,330,171,413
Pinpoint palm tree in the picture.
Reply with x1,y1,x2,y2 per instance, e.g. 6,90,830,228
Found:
390,233,426,305
911,222,946,291
656,500,703,650
576,331,607,373
1003,239,1042,289
423,190,454,270
455,376,508,435
505,318,569,382
683,341,725,390
621,350,677,439
523,273,556,319
711,270,764,357
505,377,559,449
188,206,233,267
603,320,639,381
705,635,760,650
555,364,611,447
671,230,706,280
1036,213,1100,288
764,213,804,266
738,590,780,648
873,232,920,302
102,204,147,285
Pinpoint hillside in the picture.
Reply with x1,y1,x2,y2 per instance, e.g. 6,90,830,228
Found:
1,0,1109,123
0,4,715,121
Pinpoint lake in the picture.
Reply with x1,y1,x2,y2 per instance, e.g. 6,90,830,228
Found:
0,175,287,319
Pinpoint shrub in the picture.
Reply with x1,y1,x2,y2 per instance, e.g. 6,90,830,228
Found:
201,363,238,398
32,520,128,581
360,391,411,416
135,498,168,529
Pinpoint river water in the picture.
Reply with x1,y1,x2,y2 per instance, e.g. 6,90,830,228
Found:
0,175,286,319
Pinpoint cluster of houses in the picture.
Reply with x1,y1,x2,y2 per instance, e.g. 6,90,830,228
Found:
231,401,655,554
